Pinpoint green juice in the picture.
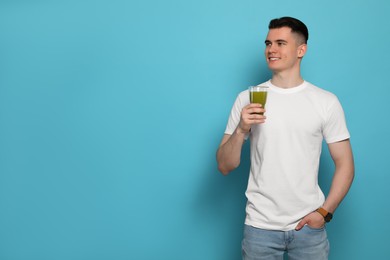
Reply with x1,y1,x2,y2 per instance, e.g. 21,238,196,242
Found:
250,91,267,114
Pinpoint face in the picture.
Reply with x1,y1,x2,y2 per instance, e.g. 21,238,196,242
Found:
264,27,306,73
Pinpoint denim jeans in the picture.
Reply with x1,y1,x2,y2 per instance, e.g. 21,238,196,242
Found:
242,224,329,260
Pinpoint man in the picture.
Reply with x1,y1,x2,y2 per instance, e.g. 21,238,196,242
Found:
216,17,354,260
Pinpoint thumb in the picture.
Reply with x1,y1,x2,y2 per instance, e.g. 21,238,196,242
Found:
295,218,308,231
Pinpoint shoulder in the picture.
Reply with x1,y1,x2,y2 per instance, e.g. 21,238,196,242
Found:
304,82,339,103
237,89,249,100
230,90,249,111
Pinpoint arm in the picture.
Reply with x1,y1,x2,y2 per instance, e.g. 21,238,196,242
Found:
322,139,355,213
216,131,247,175
216,103,266,175
295,139,354,230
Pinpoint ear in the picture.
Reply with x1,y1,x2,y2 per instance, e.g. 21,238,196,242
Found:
297,44,307,58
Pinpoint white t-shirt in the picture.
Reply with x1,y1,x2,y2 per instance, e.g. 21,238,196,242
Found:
224,80,350,231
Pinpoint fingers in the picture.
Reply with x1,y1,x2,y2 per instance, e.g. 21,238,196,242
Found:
295,212,326,231
245,113,266,124
238,104,266,133
295,218,307,231
245,103,264,113
242,104,266,121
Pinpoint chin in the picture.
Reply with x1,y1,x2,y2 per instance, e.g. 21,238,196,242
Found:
267,64,282,71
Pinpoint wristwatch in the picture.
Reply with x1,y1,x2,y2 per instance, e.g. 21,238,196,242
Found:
316,207,333,223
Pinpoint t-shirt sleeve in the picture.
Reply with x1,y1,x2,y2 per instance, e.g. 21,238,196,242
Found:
323,96,350,143
224,91,249,136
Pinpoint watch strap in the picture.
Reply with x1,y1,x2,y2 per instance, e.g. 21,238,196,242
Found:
316,207,328,218
316,207,333,222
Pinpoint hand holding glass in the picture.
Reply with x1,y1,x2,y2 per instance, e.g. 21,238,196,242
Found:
249,86,268,115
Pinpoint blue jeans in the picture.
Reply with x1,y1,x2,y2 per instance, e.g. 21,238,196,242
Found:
242,224,329,260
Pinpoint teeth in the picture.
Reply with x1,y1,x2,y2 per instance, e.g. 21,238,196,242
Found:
269,58,279,61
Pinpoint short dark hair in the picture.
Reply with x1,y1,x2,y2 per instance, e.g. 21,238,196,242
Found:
268,17,309,44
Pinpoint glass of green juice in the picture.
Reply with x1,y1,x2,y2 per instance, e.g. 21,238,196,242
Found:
249,85,268,114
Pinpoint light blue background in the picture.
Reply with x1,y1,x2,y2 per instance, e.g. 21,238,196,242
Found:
0,0,389,259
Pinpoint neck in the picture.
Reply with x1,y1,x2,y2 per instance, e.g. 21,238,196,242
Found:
270,65,304,88
271,73,304,89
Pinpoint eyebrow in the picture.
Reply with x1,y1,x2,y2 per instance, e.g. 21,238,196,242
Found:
265,39,288,44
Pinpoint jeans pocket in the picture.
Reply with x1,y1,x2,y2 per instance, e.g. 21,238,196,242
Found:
305,224,325,231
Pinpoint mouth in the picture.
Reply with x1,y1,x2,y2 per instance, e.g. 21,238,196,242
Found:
268,57,280,61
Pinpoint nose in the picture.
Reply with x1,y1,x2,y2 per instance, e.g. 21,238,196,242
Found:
267,43,277,53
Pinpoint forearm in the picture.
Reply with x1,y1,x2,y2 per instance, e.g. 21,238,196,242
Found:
323,165,354,213
216,128,248,175
323,141,355,213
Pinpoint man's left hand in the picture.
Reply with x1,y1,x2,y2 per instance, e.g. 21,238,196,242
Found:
295,211,325,231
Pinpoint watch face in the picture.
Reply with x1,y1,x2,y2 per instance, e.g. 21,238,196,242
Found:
325,213,333,222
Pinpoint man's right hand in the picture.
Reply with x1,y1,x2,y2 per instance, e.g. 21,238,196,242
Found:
238,103,266,133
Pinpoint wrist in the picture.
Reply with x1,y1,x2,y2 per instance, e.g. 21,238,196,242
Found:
316,207,333,223
236,126,250,135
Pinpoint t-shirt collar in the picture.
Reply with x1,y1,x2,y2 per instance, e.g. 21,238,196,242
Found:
266,80,308,94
